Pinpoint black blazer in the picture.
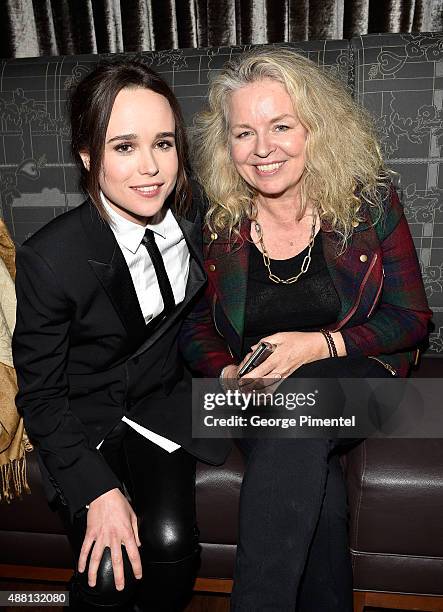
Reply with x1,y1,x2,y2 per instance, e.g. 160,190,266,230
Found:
12,196,229,515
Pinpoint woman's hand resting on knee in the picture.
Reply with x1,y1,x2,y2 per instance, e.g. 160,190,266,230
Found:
78,488,142,591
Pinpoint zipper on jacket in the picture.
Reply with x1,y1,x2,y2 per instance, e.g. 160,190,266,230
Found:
330,253,378,332
212,294,224,338
414,348,420,367
367,266,385,319
367,356,397,376
212,293,234,358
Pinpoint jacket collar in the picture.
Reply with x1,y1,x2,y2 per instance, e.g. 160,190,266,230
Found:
205,221,250,345
80,200,147,346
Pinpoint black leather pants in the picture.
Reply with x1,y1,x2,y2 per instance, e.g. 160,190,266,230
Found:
58,422,198,611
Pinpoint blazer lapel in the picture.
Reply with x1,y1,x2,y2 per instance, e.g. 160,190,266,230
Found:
132,256,206,358
205,220,250,355
176,211,204,270
80,201,146,344
321,223,380,328
174,201,206,307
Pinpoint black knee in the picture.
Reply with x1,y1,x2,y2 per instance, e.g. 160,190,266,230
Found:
72,546,138,608
139,516,198,562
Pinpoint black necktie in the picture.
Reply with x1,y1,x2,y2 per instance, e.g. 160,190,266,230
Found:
141,228,175,316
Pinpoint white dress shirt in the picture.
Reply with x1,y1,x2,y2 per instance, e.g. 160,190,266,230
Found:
102,194,190,323
100,193,191,452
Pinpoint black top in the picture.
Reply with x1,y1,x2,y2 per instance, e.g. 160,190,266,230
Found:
243,231,340,355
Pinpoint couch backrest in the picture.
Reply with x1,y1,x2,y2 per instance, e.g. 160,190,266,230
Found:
351,33,442,356
0,32,441,355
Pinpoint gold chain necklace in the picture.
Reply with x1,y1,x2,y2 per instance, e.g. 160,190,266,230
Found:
254,212,317,284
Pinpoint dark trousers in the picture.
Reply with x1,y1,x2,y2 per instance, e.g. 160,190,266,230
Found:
231,438,352,612
231,356,392,612
58,422,198,611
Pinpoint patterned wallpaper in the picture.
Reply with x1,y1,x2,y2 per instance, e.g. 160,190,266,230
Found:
352,33,443,355
0,33,441,355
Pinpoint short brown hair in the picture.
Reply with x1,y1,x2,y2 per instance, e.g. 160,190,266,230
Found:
69,60,192,219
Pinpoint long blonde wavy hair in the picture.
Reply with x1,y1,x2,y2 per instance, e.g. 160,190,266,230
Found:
192,48,390,247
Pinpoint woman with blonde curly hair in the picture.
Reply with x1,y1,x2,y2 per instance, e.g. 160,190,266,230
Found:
182,48,432,611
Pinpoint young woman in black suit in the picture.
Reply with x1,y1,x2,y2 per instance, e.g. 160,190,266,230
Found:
12,60,227,612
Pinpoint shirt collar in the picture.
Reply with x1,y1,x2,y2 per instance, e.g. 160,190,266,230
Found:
101,192,167,254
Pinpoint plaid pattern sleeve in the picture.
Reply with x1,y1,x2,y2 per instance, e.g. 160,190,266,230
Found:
179,289,236,378
340,187,433,363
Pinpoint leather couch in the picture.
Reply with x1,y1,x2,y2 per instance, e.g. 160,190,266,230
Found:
0,32,442,611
